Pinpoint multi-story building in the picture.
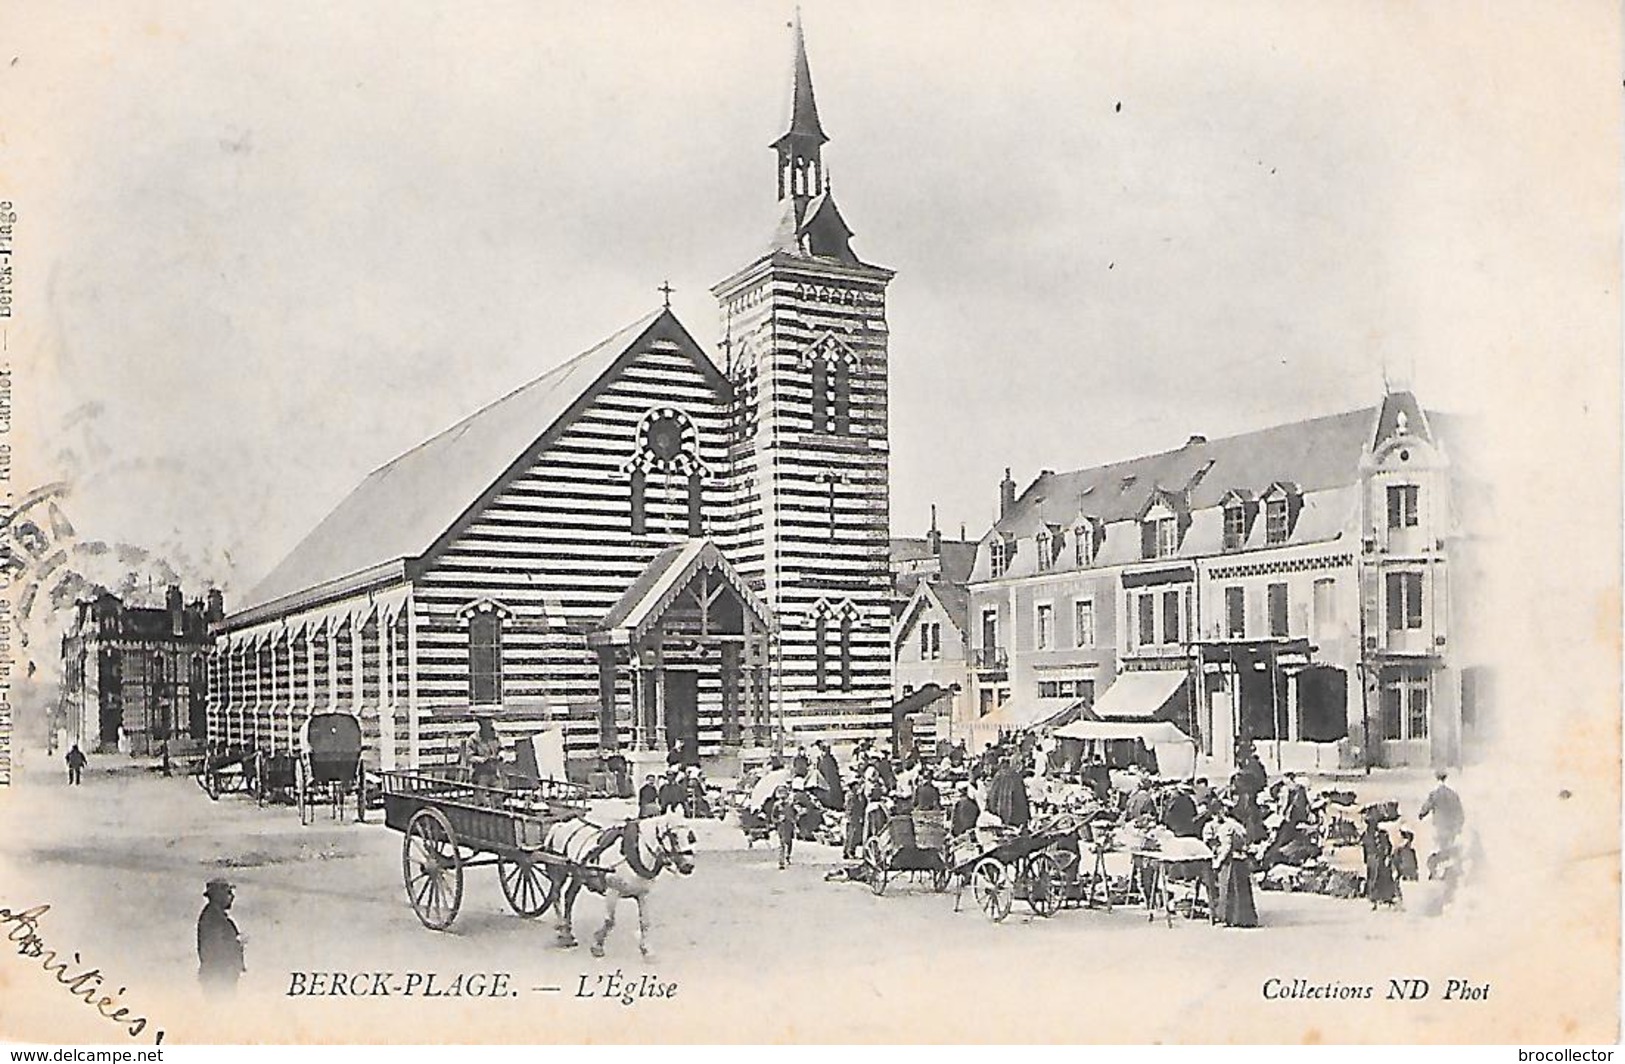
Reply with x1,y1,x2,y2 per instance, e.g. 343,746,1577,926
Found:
965,392,1485,771
60,586,223,754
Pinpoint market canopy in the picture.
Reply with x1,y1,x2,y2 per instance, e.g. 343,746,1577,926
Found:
981,696,1081,732
1088,669,1188,721
1054,719,1194,745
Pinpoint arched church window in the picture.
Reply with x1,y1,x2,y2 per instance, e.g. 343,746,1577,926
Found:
626,408,707,537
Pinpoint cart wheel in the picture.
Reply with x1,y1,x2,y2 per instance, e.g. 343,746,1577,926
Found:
1026,852,1062,918
498,853,553,918
930,862,952,894
403,808,463,931
865,838,889,896
971,858,1013,923
296,758,310,826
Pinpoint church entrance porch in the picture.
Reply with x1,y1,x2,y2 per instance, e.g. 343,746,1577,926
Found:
589,540,778,771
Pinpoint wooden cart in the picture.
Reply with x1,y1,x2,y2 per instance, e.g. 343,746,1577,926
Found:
381,767,595,931
864,810,952,896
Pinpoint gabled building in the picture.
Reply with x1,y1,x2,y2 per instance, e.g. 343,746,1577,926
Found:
208,16,897,774
965,392,1486,771
891,508,977,747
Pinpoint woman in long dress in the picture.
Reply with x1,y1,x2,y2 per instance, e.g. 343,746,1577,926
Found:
1208,805,1259,927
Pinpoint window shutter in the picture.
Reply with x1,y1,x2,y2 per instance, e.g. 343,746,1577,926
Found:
687,471,703,537
833,359,851,434
810,358,829,431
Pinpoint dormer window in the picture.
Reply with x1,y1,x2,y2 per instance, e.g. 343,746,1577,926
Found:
1261,482,1302,545
1141,516,1180,560
1074,520,1099,566
1035,529,1052,572
1224,505,1248,550
990,538,1008,578
1265,499,1289,544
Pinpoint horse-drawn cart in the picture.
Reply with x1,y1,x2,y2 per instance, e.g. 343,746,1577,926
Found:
381,767,595,931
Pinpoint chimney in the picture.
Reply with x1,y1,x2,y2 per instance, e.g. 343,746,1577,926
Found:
999,468,1017,519
1186,434,1207,447
206,588,225,625
926,504,942,555
166,585,184,636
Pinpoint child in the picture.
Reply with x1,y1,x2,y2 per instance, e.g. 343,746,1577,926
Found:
1393,829,1420,882
772,783,797,870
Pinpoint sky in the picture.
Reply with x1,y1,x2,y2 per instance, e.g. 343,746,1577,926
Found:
6,0,1618,607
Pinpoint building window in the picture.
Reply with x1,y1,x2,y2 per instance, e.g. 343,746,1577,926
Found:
979,689,996,717
1137,594,1155,647
989,539,1007,577
1035,603,1054,650
1074,523,1096,566
814,612,829,691
468,611,503,705
1161,589,1181,645
919,621,942,661
1074,599,1095,648
1142,516,1179,560
1038,678,1093,700
1387,484,1419,529
808,347,853,435
1035,530,1052,572
1386,571,1424,631
1380,673,1430,741
1225,586,1246,639
1267,583,1289,638
687,471,703,537
981,608,999,653
1223,504,1248,550
1265,498,1290,544
1312,578,1336,639
839,614,854,691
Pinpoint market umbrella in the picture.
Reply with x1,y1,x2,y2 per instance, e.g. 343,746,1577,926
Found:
748,767,795,810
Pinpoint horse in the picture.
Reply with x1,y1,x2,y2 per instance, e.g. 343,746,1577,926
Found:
543,812,696,959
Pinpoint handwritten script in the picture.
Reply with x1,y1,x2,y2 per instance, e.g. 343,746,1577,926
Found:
0,903,164,1043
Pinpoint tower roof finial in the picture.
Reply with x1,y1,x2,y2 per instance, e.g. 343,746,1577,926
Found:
775,7,828,149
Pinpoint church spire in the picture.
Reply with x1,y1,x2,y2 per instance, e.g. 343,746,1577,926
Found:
773,9,828,202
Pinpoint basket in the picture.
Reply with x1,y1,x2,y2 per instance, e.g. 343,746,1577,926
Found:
912,810,947,851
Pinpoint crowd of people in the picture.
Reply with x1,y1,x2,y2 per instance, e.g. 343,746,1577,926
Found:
732,730,1473,924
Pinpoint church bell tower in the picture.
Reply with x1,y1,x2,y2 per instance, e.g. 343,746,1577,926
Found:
713,12,895,745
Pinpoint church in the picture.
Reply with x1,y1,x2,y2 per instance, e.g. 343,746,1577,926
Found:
206,18,896,774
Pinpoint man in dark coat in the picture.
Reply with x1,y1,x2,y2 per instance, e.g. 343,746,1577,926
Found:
842,785,866,859
913,775,941,812
65,744,86,785
815,741,843,811
950,783,981,836
197,879,245,996
1160,785,1200,838
637,774,660,818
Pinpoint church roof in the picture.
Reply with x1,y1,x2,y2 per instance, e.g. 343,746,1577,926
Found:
234,309,712,623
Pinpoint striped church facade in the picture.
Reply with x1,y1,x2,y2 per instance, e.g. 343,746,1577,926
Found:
206,16,900,770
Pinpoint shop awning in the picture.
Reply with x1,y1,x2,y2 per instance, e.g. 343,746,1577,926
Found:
1090,670,1188,721
891,684,954,719
981,696,1090,732
1054,719,1194,745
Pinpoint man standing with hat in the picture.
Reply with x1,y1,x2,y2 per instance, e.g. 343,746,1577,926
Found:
197,879,245,996
1418,770,1465,878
